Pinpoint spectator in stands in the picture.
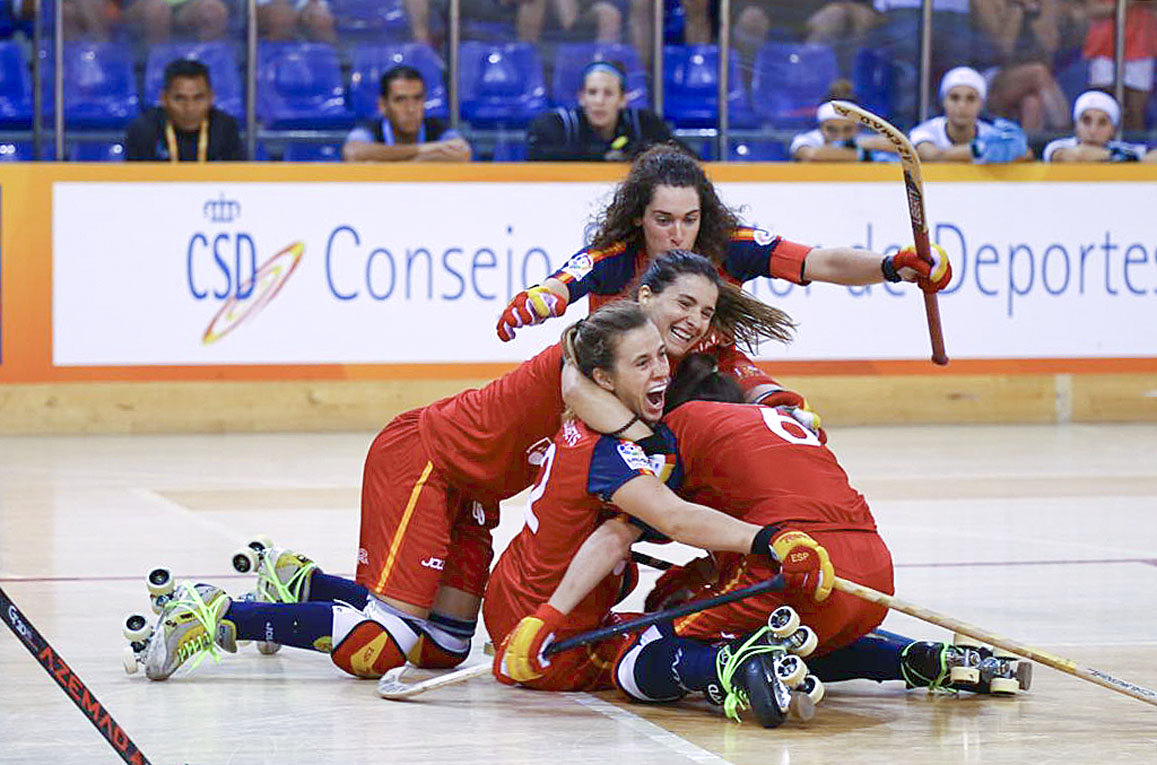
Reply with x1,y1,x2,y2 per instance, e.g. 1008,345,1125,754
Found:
910,66,1032,162
552,0,625,43
527,60,678,161
60,0,122,40
790,82,897,161
973,0,1071,132
1082,0,1156,131
125,58,244,161
343,65,472,162
1043,90,1154,160
257,0,337,43
124,0,229,44
408,0,549,45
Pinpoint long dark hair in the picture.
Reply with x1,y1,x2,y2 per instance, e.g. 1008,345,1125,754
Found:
633,250,795,351
588,145,740,266
664,352,745,413
561,301,650,379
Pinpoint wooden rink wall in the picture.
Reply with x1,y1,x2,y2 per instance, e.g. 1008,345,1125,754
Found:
1,161,1155,434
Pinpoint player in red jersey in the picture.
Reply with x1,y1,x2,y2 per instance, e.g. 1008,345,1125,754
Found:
496,143,953,344
486,303,824,728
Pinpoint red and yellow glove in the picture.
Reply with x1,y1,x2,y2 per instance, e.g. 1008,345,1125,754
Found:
887,243,952,293
752,527,834,602
496,286,568,342
493,603,566,684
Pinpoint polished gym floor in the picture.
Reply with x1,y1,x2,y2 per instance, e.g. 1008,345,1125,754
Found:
2,424,1155,764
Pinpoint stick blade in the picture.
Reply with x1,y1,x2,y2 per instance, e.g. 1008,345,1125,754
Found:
377,662,492,700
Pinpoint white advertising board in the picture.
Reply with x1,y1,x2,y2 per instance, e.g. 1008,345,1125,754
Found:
52,180,1157,365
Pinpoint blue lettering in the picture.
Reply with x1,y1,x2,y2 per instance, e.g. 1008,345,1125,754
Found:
235,233,256,300
441,247,465,300
1007,244,1034,317
975,244,999,296
472,248,498,300
211,233,232,299
1042,244,1070,295
1123,244,1148,296
934,223,965,296
1078,243,1096,294
366,248,396,300
1102,232,1118,296
406,248,433,300
186,233,208,299
326,225,359,301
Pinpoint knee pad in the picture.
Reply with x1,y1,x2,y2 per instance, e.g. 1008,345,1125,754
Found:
330,601,417,679
613,624,685,703
409,634,471,669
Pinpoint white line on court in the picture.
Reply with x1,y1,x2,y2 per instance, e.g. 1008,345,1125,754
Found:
572,692,732,765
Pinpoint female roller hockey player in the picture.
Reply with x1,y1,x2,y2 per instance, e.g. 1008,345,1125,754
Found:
133,253,801,683
495,143,952,348
498,354,1031,712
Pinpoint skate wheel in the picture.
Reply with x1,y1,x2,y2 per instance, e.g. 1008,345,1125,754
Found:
990,677,1019,695
767,606,800,638
789,626,818,658
788,691,816,723
146,567,174,597
122,613,152,642
232,547,259,574
122,646,139,675
149,592,173,615
950,666,980,685
775,654,808,688
953,632,984,649
256,641,282,655
799,674,825,705
248,535,274,554
741,656,788,729
1016,661,1033,691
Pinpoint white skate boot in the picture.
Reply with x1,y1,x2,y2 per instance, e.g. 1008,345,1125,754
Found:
143,582,235,681
232,539,318,655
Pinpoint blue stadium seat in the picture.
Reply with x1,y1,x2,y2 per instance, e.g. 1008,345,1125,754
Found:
751,42,839,127
39,42,139,128
492,136,527,161
458,41,547,127
852,47,895,122
551,43,648,109
283,142,343,161
331,0,408,39
730,140,789,161
349,43,448,120
0,41,32,127
144,42,243,119
1052,51,1088,107
663,45,757,128
0,141,56,161
70,141,125,161
257,42,352,128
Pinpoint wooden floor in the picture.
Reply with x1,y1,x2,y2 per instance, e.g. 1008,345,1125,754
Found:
2,424,1156,764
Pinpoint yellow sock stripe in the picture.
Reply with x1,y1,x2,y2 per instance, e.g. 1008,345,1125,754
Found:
375,460,435,594
674,558,750,634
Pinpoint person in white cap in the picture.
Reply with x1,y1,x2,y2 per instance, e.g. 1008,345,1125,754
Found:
1043,90,1154,162
910,66,1031,163
790,100,895,162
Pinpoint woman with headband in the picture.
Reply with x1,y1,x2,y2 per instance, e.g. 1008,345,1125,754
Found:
910,66,1031,163
1043,90,1155,163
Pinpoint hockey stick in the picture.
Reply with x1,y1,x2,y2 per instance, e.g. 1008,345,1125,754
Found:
0,586,153,764
834,576,1157,708
631,550,674,571
378,575,786,699
829,100,949,366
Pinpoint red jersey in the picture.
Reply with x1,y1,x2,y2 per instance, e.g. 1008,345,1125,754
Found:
485,419,679,639
418,343,565,503
665,401,876,533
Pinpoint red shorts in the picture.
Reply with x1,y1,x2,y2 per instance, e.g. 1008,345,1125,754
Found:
355,410,499,609
674,529,893,657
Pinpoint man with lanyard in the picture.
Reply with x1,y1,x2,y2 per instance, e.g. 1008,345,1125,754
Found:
342,65,472,162
527,60,681,161
125,59,245,162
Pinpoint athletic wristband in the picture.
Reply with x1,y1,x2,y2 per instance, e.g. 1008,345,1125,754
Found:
603,414,640,438
881,255,902,283
750,524,782,558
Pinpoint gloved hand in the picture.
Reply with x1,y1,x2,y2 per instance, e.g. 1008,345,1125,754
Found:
751,527,834,602
777,404,827,444
496,286,568,342
644,555,718,612
493,603,566,683
887,243,952,293
970,120,1028,164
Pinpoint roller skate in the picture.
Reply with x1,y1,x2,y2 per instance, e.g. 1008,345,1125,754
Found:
141,582,235,680
901,633,1033,695
121,566,178,675
231,536,318,655
704,606,823,728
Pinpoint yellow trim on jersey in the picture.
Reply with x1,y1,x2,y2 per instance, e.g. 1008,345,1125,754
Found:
376,460,435,593
553,240,629,283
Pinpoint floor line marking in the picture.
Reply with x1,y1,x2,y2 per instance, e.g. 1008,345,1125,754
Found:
571,693,731,765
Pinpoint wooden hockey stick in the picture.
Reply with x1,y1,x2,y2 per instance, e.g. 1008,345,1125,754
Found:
0,586,153,764
829,100,949,366
378,575,786,699
834,576,1157,708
